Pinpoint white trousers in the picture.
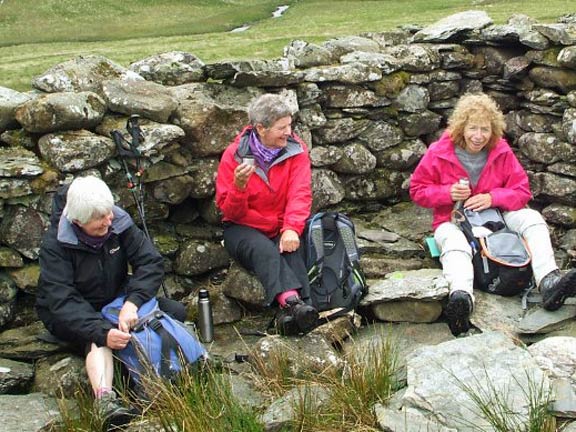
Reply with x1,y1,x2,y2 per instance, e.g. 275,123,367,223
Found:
434,208,557,303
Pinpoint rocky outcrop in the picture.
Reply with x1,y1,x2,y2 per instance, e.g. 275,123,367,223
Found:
1,10,576,431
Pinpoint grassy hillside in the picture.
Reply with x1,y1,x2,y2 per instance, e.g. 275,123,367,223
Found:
0,0,573,91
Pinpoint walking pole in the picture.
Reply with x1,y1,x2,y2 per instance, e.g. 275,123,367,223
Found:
110,118,168,296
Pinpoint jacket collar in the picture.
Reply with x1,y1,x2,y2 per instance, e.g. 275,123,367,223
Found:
57,206,133,246
235,126,303,184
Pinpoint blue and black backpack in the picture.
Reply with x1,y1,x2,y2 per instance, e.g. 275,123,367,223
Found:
305,212,368,317
101,296,206,384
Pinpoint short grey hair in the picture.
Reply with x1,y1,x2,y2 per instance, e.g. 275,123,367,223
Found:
63,176,114,224
248,94,292,128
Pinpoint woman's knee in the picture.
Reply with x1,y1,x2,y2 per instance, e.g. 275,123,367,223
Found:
434,223,471,257
158,298,187,322
505,208,547,234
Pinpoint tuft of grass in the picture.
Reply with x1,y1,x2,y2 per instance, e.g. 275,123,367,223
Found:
251,329,401,431
47,360,139,432
139,362,264,432
451,368,556,432
250,345,300,398
49,386,108,432
317,335,400,430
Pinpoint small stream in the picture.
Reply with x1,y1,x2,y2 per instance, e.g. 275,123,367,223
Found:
230,4,289,33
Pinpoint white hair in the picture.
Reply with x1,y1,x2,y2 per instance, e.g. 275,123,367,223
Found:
248,94,293,128
63,176,114,224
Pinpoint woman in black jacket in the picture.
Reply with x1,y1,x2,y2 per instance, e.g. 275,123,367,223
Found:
36,175,184,426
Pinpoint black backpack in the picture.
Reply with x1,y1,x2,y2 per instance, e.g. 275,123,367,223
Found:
453,207,533,296
305,212,368,314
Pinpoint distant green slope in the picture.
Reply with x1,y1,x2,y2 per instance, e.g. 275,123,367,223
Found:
0,0,291,46
0,0,572,91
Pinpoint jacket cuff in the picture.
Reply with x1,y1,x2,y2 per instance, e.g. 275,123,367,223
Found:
125,294,145,308
96,325,114,348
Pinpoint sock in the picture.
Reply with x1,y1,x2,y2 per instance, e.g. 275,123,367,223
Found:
95,386,113,399
276,289,299,307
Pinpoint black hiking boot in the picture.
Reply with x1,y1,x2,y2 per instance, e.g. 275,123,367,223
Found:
541,269,576,311
96,392,136,430
276,295,319,336
445,290,473,337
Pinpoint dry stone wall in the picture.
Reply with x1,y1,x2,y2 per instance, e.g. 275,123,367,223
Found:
1,10,576,329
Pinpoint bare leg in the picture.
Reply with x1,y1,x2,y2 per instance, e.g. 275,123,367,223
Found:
85,343,114,397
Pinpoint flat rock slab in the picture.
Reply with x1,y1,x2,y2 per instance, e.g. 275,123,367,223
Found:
517,305,576,334
361,269,449,305
403,331,549,431
471,290,525,337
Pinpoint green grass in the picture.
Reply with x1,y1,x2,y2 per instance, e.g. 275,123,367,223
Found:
451,368,556,432
0,0,573,91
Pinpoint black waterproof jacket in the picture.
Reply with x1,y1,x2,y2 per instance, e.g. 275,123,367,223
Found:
36,186,164,347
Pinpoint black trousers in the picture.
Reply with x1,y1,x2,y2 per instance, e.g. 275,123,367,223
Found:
223,223,310,306
158,297,187,322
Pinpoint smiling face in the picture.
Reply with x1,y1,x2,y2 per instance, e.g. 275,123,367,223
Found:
463,118,493,153
256,116,292,149
76,211,114,237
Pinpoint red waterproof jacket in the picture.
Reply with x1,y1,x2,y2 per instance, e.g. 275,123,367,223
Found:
410,131,532,230
216,126,312,238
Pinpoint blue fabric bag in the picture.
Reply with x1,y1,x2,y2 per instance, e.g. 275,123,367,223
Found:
101,296,206,383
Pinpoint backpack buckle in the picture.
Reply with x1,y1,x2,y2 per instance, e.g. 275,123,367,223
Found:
149,318,162,331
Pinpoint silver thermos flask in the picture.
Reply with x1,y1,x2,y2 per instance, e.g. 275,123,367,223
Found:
197,289,214,343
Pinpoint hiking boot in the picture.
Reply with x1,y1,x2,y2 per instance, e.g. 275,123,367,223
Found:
540,269,576,311
96,392,136,429
276,295,319,336
445,290,473,337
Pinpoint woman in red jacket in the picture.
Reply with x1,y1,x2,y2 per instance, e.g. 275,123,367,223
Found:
216,93,318,335
410,93,576,336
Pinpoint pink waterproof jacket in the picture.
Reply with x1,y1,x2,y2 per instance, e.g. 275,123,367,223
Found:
410,132,532,231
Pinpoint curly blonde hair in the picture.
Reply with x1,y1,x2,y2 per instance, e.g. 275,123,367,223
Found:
447,93,506,151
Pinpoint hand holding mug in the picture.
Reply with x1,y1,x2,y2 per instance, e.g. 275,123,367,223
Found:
234,159,256,189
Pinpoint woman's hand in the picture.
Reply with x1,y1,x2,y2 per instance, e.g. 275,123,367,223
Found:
450,181,471,202
279,229,300,253
234,162,256,190
464,193,493,211
118,300,139,333
106,328,131,350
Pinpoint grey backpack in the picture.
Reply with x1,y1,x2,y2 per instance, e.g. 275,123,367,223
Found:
454,208,533,296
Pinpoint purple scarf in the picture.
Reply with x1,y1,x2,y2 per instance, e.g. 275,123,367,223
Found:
72,223,112,249
249,130,282,170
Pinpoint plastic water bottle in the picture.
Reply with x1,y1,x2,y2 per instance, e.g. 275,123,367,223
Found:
197,289,214,343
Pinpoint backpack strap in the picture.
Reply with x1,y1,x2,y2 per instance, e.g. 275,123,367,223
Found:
335,215,358,262
334,214,365,287
520,280,538,310
307,212,326,285
146,312,185,378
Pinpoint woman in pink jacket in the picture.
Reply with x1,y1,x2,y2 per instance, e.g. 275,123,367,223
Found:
216,93,318,336
410,93,576,336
